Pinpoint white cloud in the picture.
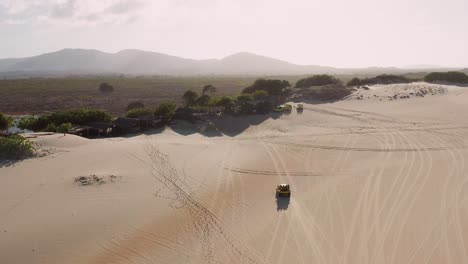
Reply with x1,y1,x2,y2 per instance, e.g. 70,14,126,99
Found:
0,0,467,67
50,0,77,18
0,0,147,24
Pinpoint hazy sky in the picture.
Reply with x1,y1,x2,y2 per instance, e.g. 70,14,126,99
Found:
0,0,467,68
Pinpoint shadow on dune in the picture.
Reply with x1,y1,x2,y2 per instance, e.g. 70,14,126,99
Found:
276,196,290,211
170,112,285,137
118,126,167,138
0,159,22,168
289,97,346,105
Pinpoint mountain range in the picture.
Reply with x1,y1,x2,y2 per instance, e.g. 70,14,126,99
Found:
0,49,462,77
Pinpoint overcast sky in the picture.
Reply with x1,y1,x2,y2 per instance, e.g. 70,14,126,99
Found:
0,0,467,68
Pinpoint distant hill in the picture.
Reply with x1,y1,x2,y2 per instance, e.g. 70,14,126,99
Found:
0,49,459,77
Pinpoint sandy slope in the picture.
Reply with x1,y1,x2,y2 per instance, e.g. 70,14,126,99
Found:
1,83,468,264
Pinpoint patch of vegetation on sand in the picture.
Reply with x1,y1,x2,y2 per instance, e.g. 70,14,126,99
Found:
74,174,120,186
17,109,112,131
0,135,35,159
295,74,341,88
424,71,468,84
296,85,353,101
292,75,352,101
0,112,35,159
346,74,412,86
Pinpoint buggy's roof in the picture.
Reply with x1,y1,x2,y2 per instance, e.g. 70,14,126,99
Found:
278,184,289,187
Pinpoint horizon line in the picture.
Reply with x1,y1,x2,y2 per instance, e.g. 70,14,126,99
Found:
0,48,466,70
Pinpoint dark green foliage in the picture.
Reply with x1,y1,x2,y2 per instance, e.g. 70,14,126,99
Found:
202,84,217,95
0,135,35,159
347,75,411,86
18,109,112,131
99,82,114,93
183,90,199,107
296,75,341,88
239,102,255,114
17,117,36,131
44,123,57,132
368,74,411,84
126,101,145,111
57,123,72,133
424,72,468,84
195,94,211,106
154,101,177,120
0,112,12,131
216,96,235,113
242,79,291,95
255,101,273,114
347,77,362,86
125,108,151,118
237,93,254,102
252,90,268,100
305,85,352,101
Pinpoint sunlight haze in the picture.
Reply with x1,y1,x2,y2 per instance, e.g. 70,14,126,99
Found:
0,0,467,68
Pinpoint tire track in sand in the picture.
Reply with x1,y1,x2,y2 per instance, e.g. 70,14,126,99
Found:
130,147,267,264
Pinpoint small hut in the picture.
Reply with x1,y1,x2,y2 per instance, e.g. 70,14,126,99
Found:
70,122,112,138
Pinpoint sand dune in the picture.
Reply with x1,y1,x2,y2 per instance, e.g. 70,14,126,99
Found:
1,83,468,263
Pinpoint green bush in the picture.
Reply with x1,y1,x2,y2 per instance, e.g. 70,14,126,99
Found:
0,135,35,159
17,116,39,131
182,90,199,107
0,112,12,131
242,79,290,95
207,96,221,107
239,102,255,114
57,123,72,133
216,96,235,113
252,90,268,100
424,72,468,84
45,123,57,132
347,75,411,86
296,75,342,88
255,101,273,114
154,101,177,120
125,108,151,118
237,94,254,102
347,77,362,86
18,109,112,132
304,85,352,101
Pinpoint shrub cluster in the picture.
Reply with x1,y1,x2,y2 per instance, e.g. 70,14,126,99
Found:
252,90,268,100
125,108,151,118
125,101,177,120
18,109,112,131
0,135,35,159
242,79,290,95
305,85,352,101
295,75,341,88
424,72,468,84
346,74,411,86
154,102,177,120
43,123,73,133
0,112,12,131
